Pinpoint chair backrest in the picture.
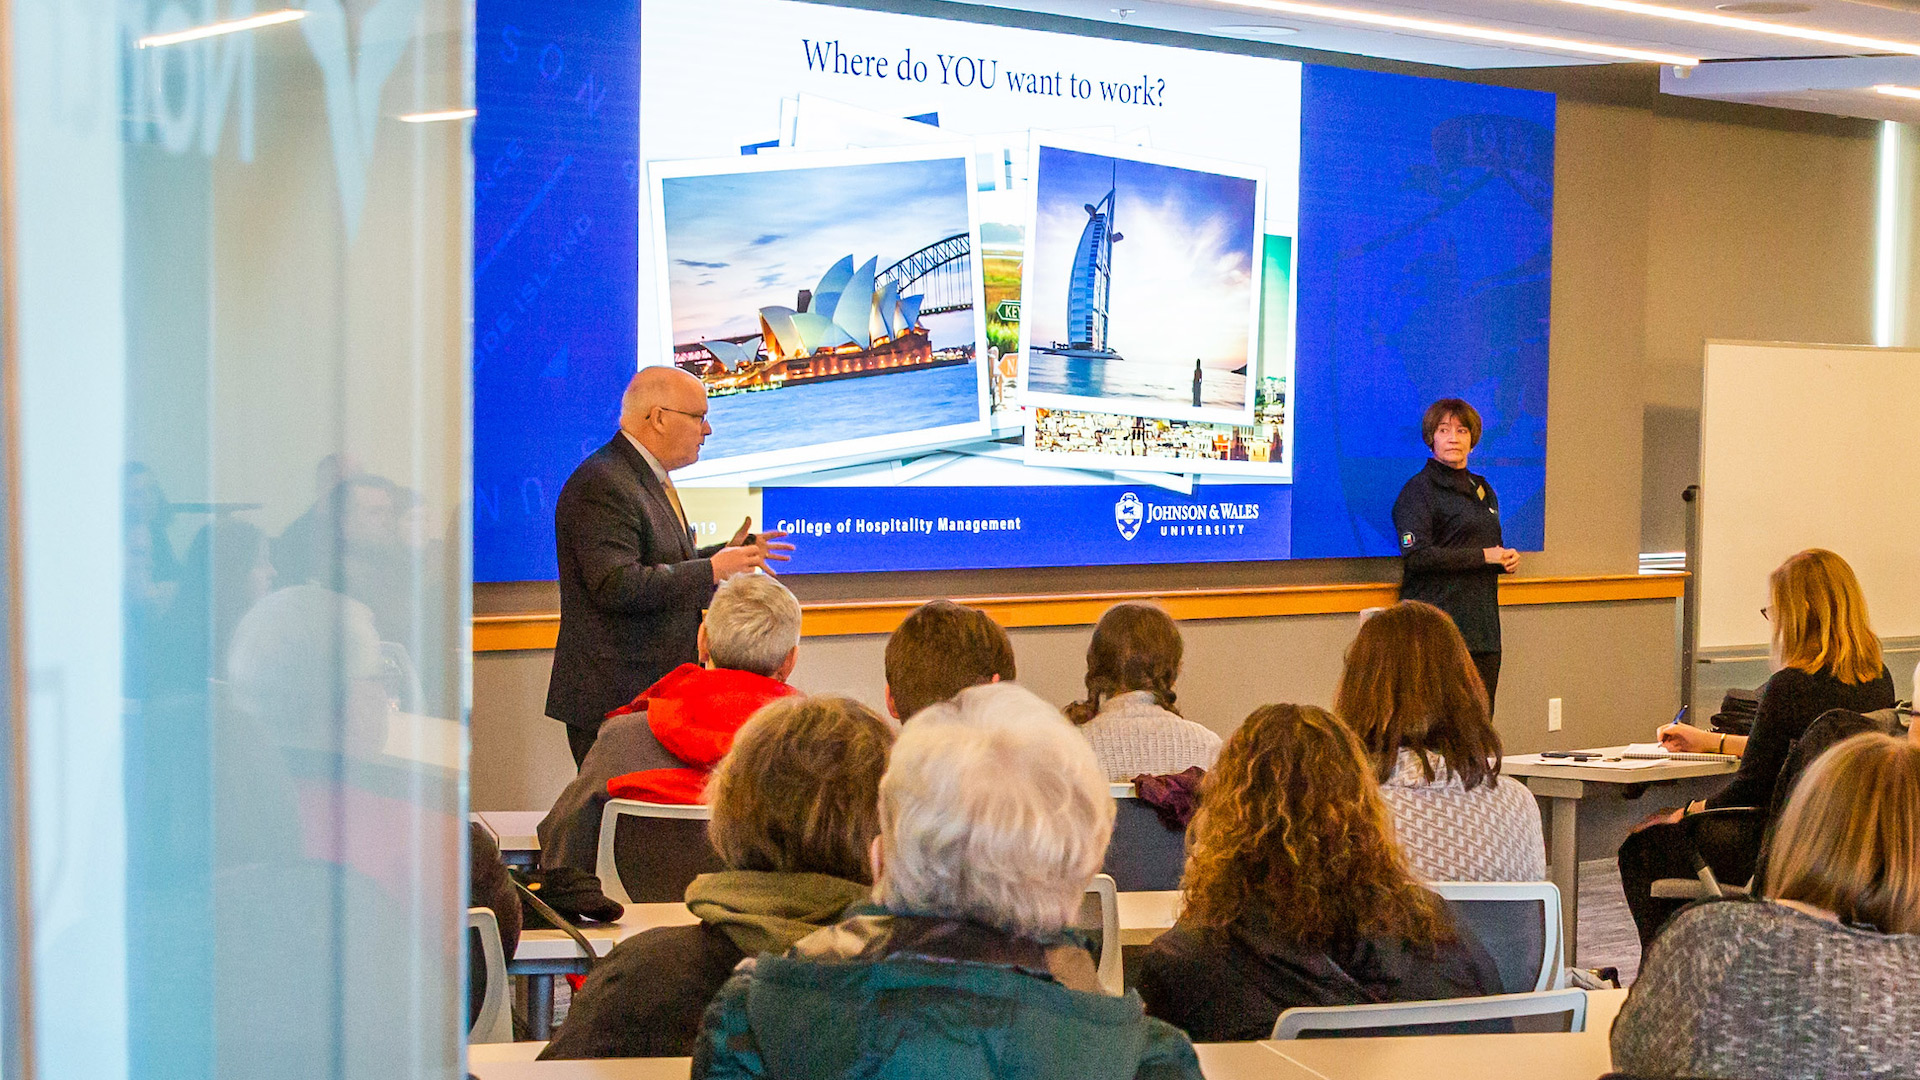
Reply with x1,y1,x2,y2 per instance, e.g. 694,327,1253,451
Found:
1679,807,1768,892
466,907,512,1044
595,798,722,906
1271,988,1589,1040
1101,784,1187,892
1071,873,1123,997
1430,881,1562,993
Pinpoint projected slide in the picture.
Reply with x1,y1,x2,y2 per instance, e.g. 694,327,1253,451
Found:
471,0,1554,580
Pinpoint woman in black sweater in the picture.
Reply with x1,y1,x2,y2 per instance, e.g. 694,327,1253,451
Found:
1619,549,1894,947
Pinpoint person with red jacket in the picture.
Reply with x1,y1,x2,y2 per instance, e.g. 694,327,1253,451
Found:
536,573,803,874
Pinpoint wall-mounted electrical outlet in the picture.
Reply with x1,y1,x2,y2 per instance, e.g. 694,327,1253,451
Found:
1547,697,1563,732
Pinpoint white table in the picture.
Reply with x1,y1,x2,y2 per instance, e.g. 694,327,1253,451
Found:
469,990,1628,1079
511,893,1183,1038
1505,748,1738,962
476,810,547,864
1264,988,1626,1080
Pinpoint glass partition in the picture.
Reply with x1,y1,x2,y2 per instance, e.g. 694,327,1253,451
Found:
7,1,472,1076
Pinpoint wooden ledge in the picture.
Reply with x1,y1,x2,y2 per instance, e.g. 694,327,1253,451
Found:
473,573,1683,652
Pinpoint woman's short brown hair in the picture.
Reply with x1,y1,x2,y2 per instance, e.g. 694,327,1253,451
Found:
1180,703,1450,947
884,600,1017,719
1334,601,1501,791
1421,398,1482,449
1063,601,1183,725
1765,732,1920,934
1769,549,1884,686
706,695,895,885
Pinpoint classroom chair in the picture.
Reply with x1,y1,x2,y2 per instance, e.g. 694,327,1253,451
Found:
1647,807,1766,903
1072,873,1123,997
466,907,513,1044
1100,783,1188,892
1271,987,1589,1039
1431,880,1563,993
594,798,723,906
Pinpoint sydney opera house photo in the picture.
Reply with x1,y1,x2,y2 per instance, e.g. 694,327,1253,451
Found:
651,148,989,469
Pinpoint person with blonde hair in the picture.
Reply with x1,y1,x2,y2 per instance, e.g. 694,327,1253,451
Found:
1612,732,1920,1076
691,682,1203,1079
1622,549,1895,946
1064,602,1222,780
543,695,893,1059
1335,601,1544,882
1137,704,1500,1043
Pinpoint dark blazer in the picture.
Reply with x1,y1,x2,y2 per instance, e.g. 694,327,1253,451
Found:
545,434,721,734
1392,458,1505,654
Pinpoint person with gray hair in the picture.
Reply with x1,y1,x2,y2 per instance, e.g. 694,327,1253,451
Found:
536,573,805,873
690,682,1204,1080
547,365,796,766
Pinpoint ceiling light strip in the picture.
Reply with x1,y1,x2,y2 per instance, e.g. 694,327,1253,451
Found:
135,8,306,48
1546,0,1920,57
397,109,479,124
1203,0,1699,64
1874,120,1901,348
1876,85,1920,101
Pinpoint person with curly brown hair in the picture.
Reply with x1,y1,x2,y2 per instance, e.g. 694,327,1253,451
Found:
1063,602,1221,781
1136,703,1501,1042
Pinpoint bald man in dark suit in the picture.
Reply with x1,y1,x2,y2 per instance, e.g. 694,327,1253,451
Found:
545,366,793,766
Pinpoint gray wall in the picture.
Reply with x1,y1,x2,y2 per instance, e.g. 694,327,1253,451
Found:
473,597,1678,810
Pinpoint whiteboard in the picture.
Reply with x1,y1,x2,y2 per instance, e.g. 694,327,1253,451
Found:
1699,342,1920,650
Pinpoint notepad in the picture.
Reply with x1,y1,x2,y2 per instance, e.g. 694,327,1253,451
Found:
1622,743,1739,762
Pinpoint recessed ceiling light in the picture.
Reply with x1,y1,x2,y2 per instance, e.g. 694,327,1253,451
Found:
1198,0,1700,64
398,109,480,124
1874,84,1920,100
1541,0,1920,56
1212,23,1301,35
1714,2,1813,13
135,8,305,48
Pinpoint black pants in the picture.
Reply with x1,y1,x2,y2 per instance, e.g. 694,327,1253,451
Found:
567,723,598,768
1470,650,1502,713
1617,820,1699,949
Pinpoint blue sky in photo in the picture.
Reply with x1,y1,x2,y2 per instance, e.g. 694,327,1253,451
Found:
661,156,972,343
1028,146,1259,371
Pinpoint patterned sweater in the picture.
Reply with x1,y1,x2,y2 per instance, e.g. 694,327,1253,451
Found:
1611,900,1920,1079
1379,750,1546,883
1078,691,1223,782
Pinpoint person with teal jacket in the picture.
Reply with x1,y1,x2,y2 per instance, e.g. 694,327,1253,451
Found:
691,683,1204,1080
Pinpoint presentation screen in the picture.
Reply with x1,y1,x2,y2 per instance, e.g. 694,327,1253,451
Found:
473,0,1553,581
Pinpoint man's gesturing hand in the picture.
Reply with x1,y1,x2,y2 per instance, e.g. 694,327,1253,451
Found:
711,517,795,582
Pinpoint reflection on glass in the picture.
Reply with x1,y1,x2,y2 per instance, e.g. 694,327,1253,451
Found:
11,1,471,1076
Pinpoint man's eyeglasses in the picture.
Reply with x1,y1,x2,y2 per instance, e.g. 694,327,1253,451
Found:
656,405,708,424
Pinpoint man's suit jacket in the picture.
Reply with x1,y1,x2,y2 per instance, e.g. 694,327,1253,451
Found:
545,434,721,734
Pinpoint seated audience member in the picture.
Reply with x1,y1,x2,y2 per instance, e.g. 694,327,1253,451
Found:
691,683,1203,1080
1335,601,1545,882
1612,732,1920,1078
881,598,1017,720
1064,602,1222,781
1621,548,1895,946
542,695,892,1059
1138,704,1501,1043
536,573,803,874
468,822,522,1035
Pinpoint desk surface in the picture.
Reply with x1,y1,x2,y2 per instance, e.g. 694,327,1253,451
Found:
477,810,547,853
516,892,1185,963
1505,746,1740,785
469,990,1628,1079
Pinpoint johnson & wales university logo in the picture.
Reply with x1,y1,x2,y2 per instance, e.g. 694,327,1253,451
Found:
1115,492,1144,541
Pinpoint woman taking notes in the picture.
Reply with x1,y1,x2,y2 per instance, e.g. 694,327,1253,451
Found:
1392,399,1518,710
1619,548,1895,947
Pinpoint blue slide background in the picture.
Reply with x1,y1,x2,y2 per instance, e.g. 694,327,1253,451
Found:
472,2,1553,581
